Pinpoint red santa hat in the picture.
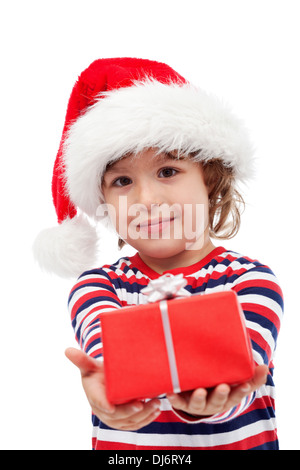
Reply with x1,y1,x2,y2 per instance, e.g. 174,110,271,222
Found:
33,57,254,278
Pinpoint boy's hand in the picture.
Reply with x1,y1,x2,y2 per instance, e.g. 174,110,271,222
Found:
65,348,161,431
166,364,269,418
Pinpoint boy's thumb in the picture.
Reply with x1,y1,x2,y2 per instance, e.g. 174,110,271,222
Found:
65,347,102,376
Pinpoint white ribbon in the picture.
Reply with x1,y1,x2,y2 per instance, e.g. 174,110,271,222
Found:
141,274,190,393
141,273,190,303
159,300,181,393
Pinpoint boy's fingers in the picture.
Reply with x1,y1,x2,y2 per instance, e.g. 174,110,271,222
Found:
65,347,103,376
103,400,161,431
225,365,269,410
167,393,189,412
118,409,161,431
205,384,230,411
100,400,144,420
248,365,269,389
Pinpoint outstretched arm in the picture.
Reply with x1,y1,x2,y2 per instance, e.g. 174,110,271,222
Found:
167,364,268,420
65,347,161,431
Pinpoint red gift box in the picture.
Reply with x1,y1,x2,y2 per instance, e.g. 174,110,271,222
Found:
101,289,254,404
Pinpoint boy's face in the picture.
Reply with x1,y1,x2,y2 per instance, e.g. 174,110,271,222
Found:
101,148,211,266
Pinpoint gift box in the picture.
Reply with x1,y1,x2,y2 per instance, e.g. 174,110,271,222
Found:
101,276,254,404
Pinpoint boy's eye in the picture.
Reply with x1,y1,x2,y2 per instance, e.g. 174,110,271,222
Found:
158,167,178,178
112,176,132,187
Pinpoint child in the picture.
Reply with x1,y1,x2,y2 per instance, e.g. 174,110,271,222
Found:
34,58,283,450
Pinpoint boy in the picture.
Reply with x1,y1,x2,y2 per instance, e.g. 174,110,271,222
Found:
34,58,283,450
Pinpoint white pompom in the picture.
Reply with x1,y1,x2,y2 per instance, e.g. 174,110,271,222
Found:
33,215,98,278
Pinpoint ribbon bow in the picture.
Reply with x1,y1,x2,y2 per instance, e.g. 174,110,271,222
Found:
141,273,190,303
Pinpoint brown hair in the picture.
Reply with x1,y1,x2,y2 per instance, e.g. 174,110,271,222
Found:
117,157,244,249
202,159,244,239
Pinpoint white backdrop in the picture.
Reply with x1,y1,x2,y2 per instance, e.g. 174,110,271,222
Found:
1,0,299,450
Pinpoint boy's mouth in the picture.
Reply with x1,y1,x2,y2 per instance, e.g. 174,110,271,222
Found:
137,217,175,235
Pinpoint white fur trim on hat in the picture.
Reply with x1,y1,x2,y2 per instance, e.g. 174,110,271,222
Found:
33,215,98,278
63,79,254,218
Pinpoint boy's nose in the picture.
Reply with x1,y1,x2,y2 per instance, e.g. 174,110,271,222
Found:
133,181,162,209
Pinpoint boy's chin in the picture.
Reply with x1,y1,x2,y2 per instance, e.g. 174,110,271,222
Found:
128,237,196,258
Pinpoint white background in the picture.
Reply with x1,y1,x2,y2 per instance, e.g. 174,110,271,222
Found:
1,0,299,450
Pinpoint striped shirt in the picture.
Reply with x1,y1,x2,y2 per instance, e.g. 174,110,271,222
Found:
68,246,283,450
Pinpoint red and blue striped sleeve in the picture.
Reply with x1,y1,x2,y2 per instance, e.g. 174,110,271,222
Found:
173,263,283,425
232,264,283,368
68,269,122,359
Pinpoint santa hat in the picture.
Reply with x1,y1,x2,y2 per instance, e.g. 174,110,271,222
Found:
33,57,254,278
